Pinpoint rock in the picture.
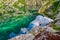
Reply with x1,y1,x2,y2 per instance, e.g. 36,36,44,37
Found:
9,33,35,40
27,15,53,31
19,28,28,34
9,32,16,38
18,15,53,35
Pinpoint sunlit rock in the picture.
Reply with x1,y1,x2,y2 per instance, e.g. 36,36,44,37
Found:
27,15,53,31
9,33,34,40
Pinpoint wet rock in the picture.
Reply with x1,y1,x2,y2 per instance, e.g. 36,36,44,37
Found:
19,28,28,34
9,32,16,38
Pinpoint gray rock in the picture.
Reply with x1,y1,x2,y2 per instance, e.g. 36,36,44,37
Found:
27,15,53,30
9,33,34,40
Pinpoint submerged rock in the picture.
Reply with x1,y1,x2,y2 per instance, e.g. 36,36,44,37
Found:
9,32,16,38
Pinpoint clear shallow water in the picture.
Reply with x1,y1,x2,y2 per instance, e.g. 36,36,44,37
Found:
9,15,53,38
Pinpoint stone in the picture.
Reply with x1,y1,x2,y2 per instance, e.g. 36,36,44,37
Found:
27,15,53,31
19,28,28,34
9,33,34,40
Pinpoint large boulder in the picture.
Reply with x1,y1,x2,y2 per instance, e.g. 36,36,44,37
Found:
27,15,53,31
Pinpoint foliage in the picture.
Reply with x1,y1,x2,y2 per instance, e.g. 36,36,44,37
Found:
38,0,60,19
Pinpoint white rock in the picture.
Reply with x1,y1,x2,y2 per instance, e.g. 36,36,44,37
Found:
28,15,53,29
